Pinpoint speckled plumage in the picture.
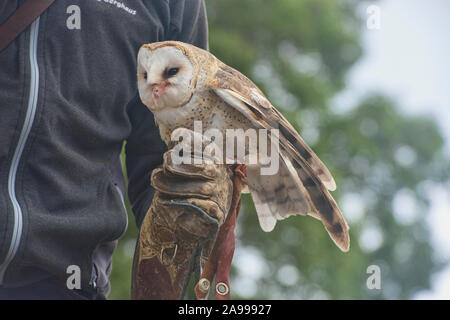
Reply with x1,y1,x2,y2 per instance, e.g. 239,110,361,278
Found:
137,41,350,252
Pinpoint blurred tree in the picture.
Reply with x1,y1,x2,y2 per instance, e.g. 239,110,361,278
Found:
108,0,449,299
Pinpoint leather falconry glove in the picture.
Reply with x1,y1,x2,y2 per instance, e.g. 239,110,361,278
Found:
131,129,234,300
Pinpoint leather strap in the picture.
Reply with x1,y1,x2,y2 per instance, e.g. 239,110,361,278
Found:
194,164,246,300
0,0,56,52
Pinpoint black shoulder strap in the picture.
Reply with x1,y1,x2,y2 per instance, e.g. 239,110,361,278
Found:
0,0,56,52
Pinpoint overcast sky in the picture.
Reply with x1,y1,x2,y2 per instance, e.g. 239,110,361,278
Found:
336,0,450,299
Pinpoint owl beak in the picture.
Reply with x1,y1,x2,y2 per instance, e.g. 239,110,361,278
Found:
151,82,167,104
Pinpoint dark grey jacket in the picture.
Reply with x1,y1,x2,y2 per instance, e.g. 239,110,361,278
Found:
0,0,208,298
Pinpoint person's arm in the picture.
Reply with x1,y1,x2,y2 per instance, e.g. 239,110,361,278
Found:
126,0,209,228
125,94,166,228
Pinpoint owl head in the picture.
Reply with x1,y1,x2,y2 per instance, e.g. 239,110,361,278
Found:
137,42,199,111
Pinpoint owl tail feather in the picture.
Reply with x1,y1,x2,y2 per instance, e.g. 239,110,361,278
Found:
287,151,350,252
247,144,350,252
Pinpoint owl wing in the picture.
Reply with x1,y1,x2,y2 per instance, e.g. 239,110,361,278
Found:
209,62,349,252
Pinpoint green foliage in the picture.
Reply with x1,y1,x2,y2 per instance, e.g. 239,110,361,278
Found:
109,0,449,299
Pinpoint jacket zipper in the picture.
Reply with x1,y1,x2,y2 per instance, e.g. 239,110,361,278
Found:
114,184,129,238
0,17,41,284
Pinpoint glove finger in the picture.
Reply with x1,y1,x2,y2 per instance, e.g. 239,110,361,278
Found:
151,168,219,198
166,127,227,175
184,198,225,225
163,199,221,238
164,150,227,180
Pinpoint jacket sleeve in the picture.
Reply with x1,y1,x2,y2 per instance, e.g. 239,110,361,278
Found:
126,0,209,228
166,0,209,49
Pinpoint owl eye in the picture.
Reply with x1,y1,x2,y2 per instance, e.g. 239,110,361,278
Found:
143,72,147,80
167,67,179,77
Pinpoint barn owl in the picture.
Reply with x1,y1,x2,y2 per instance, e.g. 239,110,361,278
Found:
137,41,350,252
